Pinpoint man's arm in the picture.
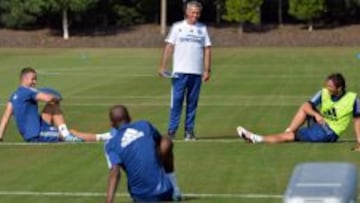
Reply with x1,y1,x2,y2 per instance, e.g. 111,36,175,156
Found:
106,165,121,203
70,129,112,142
70,129,97,142
202,46,212,82
354,117,360,143
352,117,360,151
36,92,60,103
0,102,13,141
302,102,324,124
158,43,174,77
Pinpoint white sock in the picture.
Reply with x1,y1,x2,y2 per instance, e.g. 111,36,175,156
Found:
166,172,181,195
96,132,112,141
58,124,70,138
251,133,264,143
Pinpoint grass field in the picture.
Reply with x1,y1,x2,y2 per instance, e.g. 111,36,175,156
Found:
0,47,360,203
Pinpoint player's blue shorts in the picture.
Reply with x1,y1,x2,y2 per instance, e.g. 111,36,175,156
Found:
295,122,338,142
132,187,174,202
27,120,60,143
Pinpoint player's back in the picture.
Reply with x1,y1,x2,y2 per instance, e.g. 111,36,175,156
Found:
10,86,41,140
105,120,172,200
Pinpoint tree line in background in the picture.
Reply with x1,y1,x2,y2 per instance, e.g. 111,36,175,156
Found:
1,0,360,39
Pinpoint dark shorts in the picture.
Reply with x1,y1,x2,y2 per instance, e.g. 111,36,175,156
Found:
295,122,338,142
27,120,60,143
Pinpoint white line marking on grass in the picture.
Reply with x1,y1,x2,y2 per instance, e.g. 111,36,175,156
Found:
63,95,308,99
63,103,299,107
0,142,100,146
38,71,154,77
0,138,356,146
0,191,283,199
0,140,240,146
0,103,299,107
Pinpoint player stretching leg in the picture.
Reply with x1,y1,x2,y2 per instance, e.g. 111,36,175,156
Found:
236,73,360,149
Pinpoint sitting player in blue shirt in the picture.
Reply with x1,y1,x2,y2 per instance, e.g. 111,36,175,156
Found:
103,105,181,202
0,67,82,142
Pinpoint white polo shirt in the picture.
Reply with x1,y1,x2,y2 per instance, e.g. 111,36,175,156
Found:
165,20,211,75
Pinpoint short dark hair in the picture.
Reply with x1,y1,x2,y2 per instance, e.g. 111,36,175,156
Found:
109,105,131,128
326,73,346,91
20,67,36,79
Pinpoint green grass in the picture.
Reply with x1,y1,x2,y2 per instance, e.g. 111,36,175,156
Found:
0,47,360,202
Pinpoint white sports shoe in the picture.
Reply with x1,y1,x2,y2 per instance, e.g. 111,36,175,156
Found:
236,126,257,143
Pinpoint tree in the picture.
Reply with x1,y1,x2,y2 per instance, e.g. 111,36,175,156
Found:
288,0,325,31
0,0,46,28
278,0,283,26
353,0,360,6
223,0,264,33
214,0,225,24
46,0,98,39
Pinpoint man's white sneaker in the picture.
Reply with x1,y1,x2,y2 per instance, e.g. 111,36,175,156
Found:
236,126,257,143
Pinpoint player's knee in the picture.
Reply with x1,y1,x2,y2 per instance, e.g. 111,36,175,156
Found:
43,102,62,115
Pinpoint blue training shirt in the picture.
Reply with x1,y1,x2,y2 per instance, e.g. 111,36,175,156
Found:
9,86,41,140
309,90,360,117
104,120,172,200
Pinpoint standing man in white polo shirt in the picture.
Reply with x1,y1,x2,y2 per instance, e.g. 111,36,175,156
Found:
158,1,212,140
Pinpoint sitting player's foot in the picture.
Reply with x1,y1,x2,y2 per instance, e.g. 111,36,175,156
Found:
172,190,182,201
236,126,257,143
184,130,197,141
63,134,83,142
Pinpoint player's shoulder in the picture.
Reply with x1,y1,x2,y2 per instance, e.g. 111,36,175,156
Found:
18,86,38,94
132,120,152,127
353,94,360,105
195,22,207,28
11,86,37,98
104,130,120,150
171,20,184,28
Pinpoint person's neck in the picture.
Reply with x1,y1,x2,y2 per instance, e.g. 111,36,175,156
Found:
333,91,345,98
115,121,130,129
20,83,30,88
185,19,196,25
